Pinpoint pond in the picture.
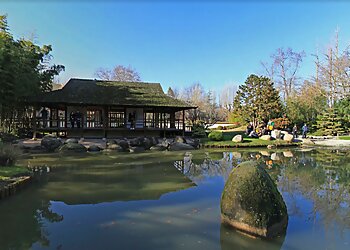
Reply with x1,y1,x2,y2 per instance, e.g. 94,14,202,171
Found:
1,148,350,250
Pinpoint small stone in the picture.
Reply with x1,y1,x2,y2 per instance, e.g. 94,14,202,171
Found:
260,135,272,141
232,135,243,143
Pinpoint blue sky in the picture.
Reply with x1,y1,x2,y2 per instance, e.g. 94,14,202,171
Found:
2,0,350,92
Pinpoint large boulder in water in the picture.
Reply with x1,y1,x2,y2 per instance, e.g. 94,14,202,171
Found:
59,143,87,153
41,134,62,152
221,161,288,238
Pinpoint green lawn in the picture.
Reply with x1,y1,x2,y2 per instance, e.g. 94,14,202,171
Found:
339,136,350,140
202,131,300,148
0,166,30,180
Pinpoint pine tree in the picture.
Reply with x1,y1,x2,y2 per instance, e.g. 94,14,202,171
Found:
315,108,345,136
233,74,283,128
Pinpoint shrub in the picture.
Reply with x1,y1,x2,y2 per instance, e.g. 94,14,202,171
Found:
208,131,223,141
217,126,223,130
0,143,20,166
192,124,207,138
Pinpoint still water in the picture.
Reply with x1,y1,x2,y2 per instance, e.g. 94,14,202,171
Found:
1,148,350,250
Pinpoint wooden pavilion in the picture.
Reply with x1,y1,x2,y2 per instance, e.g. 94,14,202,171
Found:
30,78,196,138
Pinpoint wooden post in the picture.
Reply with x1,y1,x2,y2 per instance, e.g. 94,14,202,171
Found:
182,110,185,136
32,107,37,139
103,106,108,138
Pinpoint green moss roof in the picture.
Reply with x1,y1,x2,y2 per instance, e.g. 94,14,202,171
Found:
34,78,194,109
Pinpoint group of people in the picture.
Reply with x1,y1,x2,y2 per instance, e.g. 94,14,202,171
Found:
246,120,309,139
293,123,308,139
70,111,83,128
245,121,275,138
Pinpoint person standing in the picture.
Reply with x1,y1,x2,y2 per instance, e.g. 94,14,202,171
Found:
302,124,308,138
293,124,298,139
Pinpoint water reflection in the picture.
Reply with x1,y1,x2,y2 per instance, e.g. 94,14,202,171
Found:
1,149,350,249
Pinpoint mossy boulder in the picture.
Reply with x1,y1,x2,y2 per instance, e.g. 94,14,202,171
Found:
41,134,62,152
59,143,87,153
221,161,288,238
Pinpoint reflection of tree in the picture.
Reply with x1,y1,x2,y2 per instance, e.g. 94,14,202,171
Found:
175,148,350,236
0,181,63,249
277,149,350,235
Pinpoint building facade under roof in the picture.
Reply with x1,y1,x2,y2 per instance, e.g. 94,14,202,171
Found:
30,78,196,138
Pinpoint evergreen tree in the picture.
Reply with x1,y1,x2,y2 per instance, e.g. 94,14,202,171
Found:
0,14,64,133
315,108,345,136
233,74,283,128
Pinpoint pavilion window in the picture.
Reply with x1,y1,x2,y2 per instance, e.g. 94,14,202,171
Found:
86,110,103,128
144,112,155,128
109,111,124,128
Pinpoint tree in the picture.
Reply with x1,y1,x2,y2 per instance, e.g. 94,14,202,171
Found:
95,65,141,82
167,87,175,97
315,108,345,136
233,74,283,128
286,80,327,127
0,14,64,133
262,47,305,101
312,30,350,107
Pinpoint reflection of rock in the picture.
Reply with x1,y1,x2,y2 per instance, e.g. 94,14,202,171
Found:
260,151,270,157
271,153,280,161
231,152,242,159
168,142,195,151
221,161,288,238
232,135,243,143
283,151,293,158
220,223,285,250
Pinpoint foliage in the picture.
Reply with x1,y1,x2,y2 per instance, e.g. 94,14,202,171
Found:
95,65,141,82
191,124,207,138
271,117,291,130
315,108,346,136
208,131,223,141
0,165,30,180
233,74,283,128
0,143,20,166
227,112,245,125
0,14,64,133
335,97,350,130
286,80,327,127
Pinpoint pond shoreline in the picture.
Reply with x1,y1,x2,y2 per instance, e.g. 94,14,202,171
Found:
0,176,32,201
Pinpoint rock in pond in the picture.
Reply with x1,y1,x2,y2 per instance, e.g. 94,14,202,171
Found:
150,144,167,151
41,134,62,152
168,142,195,151
88,145,102,152
59,143,87,153
65,138,79,144
107,144,124,152
232,135,243,143
221,161,288,238
129,146,145,153
174,136,186,143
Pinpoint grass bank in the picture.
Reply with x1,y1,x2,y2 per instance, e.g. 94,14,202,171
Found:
338,136,350,140
0,166,30,181
202,131,300,148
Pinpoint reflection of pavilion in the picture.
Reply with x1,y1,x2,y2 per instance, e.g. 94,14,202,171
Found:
40,164,195,205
